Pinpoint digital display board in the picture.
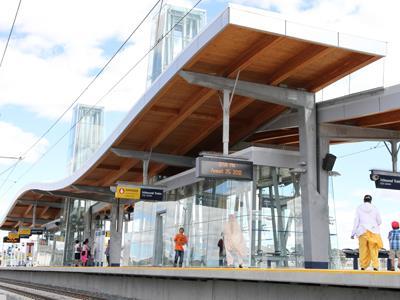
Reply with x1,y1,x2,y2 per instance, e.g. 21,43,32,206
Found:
196,157,253,180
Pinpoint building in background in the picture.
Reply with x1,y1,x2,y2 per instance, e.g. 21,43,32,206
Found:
68,104,104,173
63,104,105,266
147,4,206,85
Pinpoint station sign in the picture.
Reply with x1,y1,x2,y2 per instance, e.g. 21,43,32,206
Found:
18,227,31,238
115,186,141,199
115,185,163,201
8,232,19,240
3,236,20,243
195,157,253,181
31,228,44,235
370,170,400,190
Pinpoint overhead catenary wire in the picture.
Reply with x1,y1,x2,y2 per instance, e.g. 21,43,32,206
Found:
1,0,204,198
337,142,384,159
18,0,163,161
0,0,162,195
0,0,22,70
0,160,19,195
0,0,162,196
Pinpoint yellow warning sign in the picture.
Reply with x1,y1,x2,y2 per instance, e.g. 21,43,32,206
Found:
18,228,31,236
115,186,141,199
8,232,19,239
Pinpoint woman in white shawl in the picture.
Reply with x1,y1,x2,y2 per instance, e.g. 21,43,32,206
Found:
223,214,247,268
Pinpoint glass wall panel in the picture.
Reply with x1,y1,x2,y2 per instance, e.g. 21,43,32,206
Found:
125,165,303,268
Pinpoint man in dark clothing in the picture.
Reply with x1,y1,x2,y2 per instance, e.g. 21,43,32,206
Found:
217,234,225,267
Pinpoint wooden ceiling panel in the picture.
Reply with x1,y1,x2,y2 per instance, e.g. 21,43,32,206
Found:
3,19,383,229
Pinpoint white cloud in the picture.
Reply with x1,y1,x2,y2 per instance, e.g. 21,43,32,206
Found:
0,0,192,120
0,121,48,166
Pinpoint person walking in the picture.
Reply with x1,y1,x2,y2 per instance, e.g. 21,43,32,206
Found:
351,195,383,271
173,227,188,267
388,221,400,271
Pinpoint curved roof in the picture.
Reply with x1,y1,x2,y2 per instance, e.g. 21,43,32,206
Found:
1,4,384,230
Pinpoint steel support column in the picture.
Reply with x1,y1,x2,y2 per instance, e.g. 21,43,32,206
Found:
143,159,149,185
222,89,231,155
298,101,330,269
32,203,37,228
110,199,124,267
391,141,398,172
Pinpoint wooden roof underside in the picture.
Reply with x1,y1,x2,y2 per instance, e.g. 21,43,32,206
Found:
1,24,382,230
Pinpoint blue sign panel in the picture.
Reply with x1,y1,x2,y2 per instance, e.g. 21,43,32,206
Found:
140,188,164,201
371,171,400,190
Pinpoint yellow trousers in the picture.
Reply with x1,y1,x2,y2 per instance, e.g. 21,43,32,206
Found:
359,231,383,269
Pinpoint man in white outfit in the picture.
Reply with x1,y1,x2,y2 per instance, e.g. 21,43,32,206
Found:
351,194,383,270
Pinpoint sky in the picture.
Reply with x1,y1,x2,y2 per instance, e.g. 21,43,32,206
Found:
0,0,400,252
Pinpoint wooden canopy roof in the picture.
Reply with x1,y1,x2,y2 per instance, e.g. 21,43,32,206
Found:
1,5,384,230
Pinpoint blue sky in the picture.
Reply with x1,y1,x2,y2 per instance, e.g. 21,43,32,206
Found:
0,0,400,251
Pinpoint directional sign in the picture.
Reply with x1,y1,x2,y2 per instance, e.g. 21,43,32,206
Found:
18,227,31,238
371,170,400,190
140,188,163,201
115,186,141,199
8,232,19,240
115,185,164,201
31,228,44,235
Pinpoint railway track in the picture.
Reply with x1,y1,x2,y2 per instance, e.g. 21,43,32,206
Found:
0,278,106,300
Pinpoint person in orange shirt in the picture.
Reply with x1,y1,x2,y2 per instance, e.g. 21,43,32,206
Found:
173,227,188,267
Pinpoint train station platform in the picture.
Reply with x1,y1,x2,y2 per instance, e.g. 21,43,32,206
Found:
0,267,399,299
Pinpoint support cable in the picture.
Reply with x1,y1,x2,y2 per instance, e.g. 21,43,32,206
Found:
18,0,163,161
337,142,383,159
0,0,22,70
1,0,204,197
0,0,163,195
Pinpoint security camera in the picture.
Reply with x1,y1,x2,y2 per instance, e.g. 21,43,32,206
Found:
370,174,380,181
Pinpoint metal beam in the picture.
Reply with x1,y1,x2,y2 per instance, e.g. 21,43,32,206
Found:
71,185,114,196
256,111,298,132
32,189,114,204
17,199,63,209
319,123,400,141
179,71,314,109
6,217,48,225
110,148,195,168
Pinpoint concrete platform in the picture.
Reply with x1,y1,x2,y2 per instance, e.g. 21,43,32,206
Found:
0,267,399,299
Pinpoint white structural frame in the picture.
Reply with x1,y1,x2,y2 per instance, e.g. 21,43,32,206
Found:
1,4,386,269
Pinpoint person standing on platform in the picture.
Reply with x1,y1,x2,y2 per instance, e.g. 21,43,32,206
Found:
105,240,110,266
223,214,247,268
217,233,226,267
388,221,400,271
81,239,90,267
173,227,188,267
74,240,81,266
351,195,383,271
